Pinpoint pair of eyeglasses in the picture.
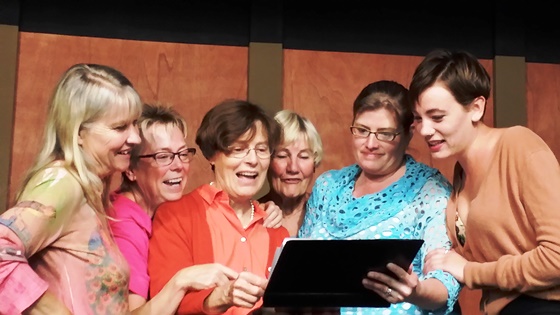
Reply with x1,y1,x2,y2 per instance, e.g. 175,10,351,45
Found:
227,146,272,159
138,148,196,166
350,126,401,141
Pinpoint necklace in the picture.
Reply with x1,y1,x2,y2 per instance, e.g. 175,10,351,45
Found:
212,182,254,228
248,201,255,226
250,200,255,221
243,201,255,228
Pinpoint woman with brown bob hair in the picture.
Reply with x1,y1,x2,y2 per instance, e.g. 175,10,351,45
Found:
148,99,289,315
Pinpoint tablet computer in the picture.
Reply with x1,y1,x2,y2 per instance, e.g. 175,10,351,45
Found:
262,238,424,309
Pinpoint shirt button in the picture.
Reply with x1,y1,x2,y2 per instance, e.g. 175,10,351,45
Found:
243,267,248,271
240,237,247,242
267,266,272,272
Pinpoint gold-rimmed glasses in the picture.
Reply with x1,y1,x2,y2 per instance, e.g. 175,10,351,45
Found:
350,126,401,141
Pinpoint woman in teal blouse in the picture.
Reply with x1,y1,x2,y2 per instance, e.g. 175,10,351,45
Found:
299,80,461,315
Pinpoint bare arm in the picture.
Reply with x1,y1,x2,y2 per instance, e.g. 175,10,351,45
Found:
23,291,72,315
261,201,283,229
128,294,147,312
363,263,448,311
131,264,238,315
406,278,449,310
203,272,268,314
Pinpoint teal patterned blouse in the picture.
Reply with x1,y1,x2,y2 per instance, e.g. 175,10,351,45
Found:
298,155,460,315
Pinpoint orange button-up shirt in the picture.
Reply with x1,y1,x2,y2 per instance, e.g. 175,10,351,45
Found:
149,184,289,315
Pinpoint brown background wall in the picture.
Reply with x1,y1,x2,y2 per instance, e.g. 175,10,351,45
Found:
527,63,560,159
2,1,560,314
283,50,496,182
10,32,249,200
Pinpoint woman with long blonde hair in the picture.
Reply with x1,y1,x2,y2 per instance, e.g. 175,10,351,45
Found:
0,63,142,314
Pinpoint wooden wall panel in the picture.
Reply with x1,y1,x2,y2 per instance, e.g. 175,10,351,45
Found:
283,49,490,314
283,50,422,176
527,62,560,159
283,49,493,181
10,32,248,202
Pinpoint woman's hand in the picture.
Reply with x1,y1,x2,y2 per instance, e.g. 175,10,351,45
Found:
203,271,268,313
175,263,238,291
362,263,419,304
261,201,283,229
364,262,449,310
226,271,268,308
424,248,467,283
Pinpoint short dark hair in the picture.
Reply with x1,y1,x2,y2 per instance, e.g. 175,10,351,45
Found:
409,49,491,113
353,80,413,135
195,99,280,160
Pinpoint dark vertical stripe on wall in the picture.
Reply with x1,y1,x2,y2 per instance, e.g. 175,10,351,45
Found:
248,0,283,114
493,1,526,128
248,43,283,114
494,56,527,127
248,0,283,198
0,24,19,211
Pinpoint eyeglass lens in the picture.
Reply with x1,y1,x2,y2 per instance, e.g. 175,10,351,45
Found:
229,147,271,159
156,149,195,165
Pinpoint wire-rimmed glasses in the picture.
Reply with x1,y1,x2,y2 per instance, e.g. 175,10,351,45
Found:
227,145,272,159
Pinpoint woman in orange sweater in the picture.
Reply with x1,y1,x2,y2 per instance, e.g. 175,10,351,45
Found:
148,99,289,315
414,49,560,314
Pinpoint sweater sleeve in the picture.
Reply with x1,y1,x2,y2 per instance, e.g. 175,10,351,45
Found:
148,195,214,315
413,175,461,315
464,129,560,292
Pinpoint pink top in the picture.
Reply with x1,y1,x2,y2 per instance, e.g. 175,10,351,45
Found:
0,165,130,315
108,193,152,299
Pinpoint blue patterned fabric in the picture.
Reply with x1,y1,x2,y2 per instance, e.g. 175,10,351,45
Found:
299,155,461,315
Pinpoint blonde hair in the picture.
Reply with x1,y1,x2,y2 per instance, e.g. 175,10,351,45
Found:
16,64,142,215
274,109,323,166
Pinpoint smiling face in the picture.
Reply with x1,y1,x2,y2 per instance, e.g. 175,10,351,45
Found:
351,108,408,177
79,106,141,178
210,121,271,203
413,82,482,160
129,123,190,209
269,135,315,200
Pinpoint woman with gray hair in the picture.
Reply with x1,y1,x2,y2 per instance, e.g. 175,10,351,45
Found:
259,109,324,236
